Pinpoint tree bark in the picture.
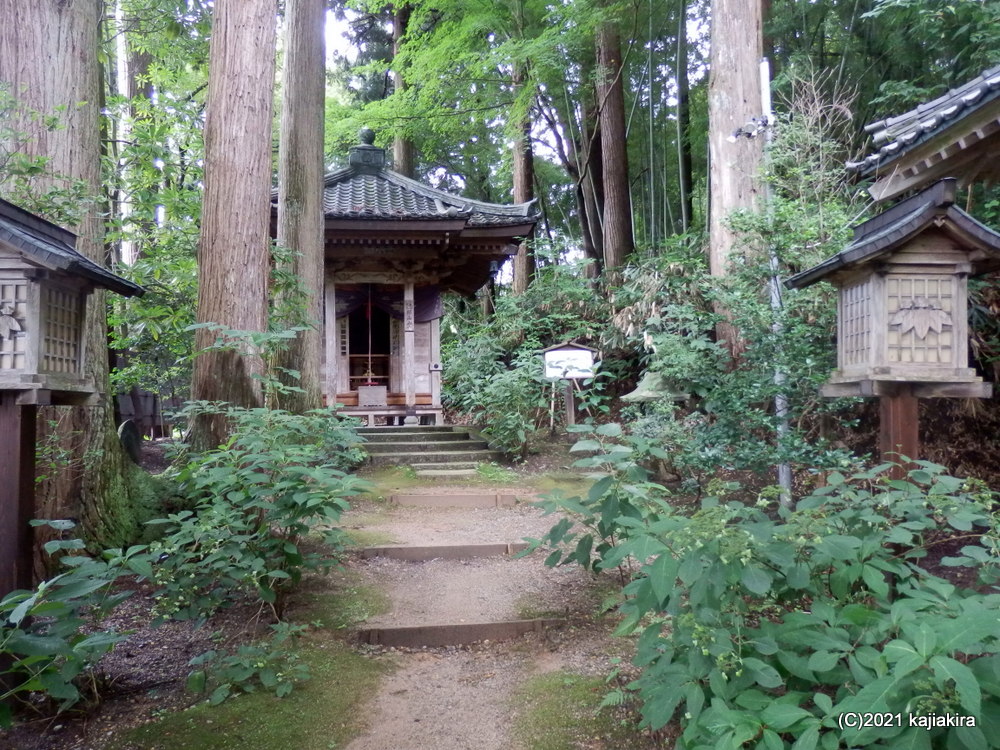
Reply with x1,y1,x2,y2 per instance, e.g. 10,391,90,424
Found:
676,8,693,233
0,0,147,558
191,0,277,449
391,4,415,177
708,0,764,354
511,64,535,294
595,20,633,270
275,0,325,413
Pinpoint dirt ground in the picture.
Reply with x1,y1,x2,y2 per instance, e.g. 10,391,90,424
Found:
0,438,652,750
339,500,634,750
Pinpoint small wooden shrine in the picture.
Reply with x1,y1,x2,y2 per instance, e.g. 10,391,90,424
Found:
295,131,538,425
0,198,143,403
787,179,1000,397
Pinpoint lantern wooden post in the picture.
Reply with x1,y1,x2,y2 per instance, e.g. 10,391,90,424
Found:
0,392,36,594
879,386,919,478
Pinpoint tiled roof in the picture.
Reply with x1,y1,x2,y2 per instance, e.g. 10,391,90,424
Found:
320,167,537,227
786,179,1000,289
0,198,143,297
273,141,537,228
847,65,1000,175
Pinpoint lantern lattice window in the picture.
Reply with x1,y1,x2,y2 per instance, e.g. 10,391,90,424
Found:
885,275,954,366
839,280,871,369
41,285,83,374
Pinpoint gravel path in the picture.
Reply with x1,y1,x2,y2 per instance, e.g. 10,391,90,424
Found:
342,493,624,750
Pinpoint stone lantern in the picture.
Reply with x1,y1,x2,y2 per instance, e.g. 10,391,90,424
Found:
0,198,142,404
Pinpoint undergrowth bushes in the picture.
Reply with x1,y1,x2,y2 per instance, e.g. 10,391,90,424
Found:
531,429,1000,749
0,405,367,724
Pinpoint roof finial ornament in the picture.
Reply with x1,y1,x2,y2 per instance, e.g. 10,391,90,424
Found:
359,127,376,145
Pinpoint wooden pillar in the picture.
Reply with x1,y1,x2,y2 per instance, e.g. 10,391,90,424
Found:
324,276,337,404
430,316,442,409
563,381,576,427
879,385,919,479
403,283,416,419
0,392,37,597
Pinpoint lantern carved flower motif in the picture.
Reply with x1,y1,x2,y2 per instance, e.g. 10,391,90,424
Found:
889,296,952,340
0,303,21,341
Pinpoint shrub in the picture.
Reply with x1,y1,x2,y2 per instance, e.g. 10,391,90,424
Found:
147,404,368,622
530,433,1000,749
0,523,146,726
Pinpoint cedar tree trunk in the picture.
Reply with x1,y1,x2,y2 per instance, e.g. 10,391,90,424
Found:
0,0,148,558
511,65,535,294
708,0,764,354
391,4,415,177
595,20,633,271
275,0,325,413
191,0,277,449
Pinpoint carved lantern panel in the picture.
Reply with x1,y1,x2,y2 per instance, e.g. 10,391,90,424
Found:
833,244,975,389
0,266,89,395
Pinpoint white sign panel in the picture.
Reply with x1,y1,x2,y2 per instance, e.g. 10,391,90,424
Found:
544,348,595,379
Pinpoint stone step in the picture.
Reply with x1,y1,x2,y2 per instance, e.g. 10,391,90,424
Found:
357,618,564,648
390,492,524,508
356,425,462,435
408,461,481,470
362,431,471,444
365,439,490,454
415,468,478,478
368,450,503,466
358,543,529,562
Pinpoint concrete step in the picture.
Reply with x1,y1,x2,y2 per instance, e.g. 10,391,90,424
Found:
368,450,503,466
390,492,524,508
356,426,463,435
415,469,478,478
358,543,529,562
362,431,470,444
408,461,480,470
366,439,490,454
357,618,564,648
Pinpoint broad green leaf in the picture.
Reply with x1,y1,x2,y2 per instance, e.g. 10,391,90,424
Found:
741,566,772,596
791,724,819,750
807,651,840,672
930,655,981,715
186,670,207,693
893,727,931,750
648,553,678,606
953,724,988,750
742,657,783,689
760,703,814,731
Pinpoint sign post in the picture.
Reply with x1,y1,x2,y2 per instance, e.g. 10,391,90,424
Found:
542,342,598,428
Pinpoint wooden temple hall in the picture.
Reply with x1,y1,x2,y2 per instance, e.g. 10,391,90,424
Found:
286,130,538,425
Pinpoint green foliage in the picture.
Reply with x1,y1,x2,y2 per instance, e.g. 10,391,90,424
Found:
0,84,93,224
531,436,1000,748
441,252,611,456
186,622,311,705
0,522,148,726
146,404,368,623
